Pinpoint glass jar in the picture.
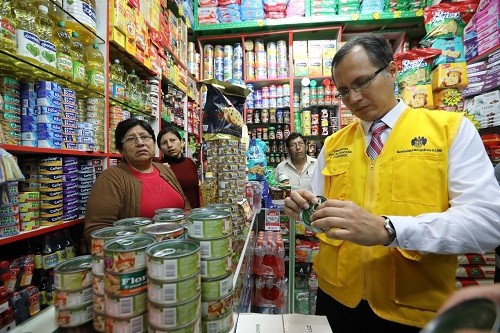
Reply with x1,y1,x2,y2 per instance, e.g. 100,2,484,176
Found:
268,127,276,140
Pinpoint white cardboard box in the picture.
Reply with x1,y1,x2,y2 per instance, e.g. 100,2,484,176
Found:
235,313,332,333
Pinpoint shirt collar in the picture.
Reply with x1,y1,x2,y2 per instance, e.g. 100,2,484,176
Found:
285,155,316,167
361,100,407,135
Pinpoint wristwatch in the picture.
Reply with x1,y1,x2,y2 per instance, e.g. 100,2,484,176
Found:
382,216,396,246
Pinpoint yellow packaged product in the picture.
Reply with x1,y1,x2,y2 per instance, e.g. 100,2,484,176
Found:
431,62,468,90
433,89,464,111
402,85,434,109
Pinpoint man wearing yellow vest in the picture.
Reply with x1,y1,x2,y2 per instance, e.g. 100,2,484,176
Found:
283,34,500,332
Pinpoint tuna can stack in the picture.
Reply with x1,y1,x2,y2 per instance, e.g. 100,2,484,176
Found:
62,157,78,221
2,76,21,145
0,181,20,237
90,226,139,332
38,156,63,226
61,88,78,150
113,217,153,232
18,190,39,232
146,240,202,332
143,212,186,241
53,256,93,328
36,81,62,149
20,80,36,147
85,97,106,152
103,235,155,332
77,160,95,218
186,211,235,333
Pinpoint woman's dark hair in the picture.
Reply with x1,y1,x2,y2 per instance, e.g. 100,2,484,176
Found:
115,118,156,150
156,126,182,150
285,132,307,149
331,34,394,75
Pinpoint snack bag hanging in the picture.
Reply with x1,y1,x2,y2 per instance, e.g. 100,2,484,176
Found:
0,148,25,184
247,139,268,181
394,48,442,89
421,0,479,47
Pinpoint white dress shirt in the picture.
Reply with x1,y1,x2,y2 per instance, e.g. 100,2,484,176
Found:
310,100,500,254
275,155,317,190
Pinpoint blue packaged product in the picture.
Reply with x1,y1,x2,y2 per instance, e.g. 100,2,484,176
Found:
77,122,93,130
62,127,77,135
62,181,78,191
61,88,76,98
37,122,62,133
63,174,78,183
21,123,37,133
37,139,62,149
63,197,78,206
61,104,77,112
78,165,94,173
38,132,63,141
78,172,95,181
62,111,78,120
78,179,94,188
37,114,62,123
37,81,61,91
21,140,38,147
37,97,61,108
76,129,94,137
21,114,36,123
62,165,78,174
20,81,36,91
20,90,37,99
78,193,90,202
22,99,36,108
37,106,61,115
62,157,78,165
77,136,94,144
37,89,62,100
62,134,77,142
61,96,77,105
62,142,78,150
21,107,36,116
62,119,77,128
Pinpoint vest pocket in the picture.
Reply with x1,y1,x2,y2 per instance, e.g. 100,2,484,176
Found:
390,248,457,311
391,154,440,206
315,238,348,287
322,162,350,200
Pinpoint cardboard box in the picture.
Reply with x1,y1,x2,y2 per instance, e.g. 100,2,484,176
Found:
402,84,434,109
308,58,323,77
110,26,126,48
294,59,308,77
109,0,127,33
323,57,333,77
308,40,323,59
322,40,337,58
293,41,308,59
431,62,468,90
125,5,136,40
235,314,333,333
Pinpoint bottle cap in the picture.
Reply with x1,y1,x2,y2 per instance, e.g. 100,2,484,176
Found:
301,77,310,87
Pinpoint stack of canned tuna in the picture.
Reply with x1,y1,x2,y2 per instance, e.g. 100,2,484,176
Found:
186,209,235,332
90,226,140,332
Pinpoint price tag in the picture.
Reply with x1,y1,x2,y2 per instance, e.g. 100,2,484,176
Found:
265,209,281,231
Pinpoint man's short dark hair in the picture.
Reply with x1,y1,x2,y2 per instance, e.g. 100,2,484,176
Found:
285,132,307,149
332,34,394,76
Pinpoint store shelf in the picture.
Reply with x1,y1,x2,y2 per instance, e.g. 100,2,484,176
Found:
467,45,500,64
194,11,425,35
109,40,159,79
0,218,84,246
0,145,108,157
0,50,105,99
108,96,156,119
246,78,291,89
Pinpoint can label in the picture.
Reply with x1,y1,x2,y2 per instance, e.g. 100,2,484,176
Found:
147,273,200,305
200,253,232,279
54,287,93,309
105,312,146,333
103,235,155,273
147,240,200,281
201,291,234,320
56,302,93,328
105,292,147,318
187,212,232,239
148,294,200,329
201,273,233,300
104,269,147,296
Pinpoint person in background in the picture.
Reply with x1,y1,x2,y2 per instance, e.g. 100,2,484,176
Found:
157,126,201,208
283,34,500,332
84,119,190,240
274,132,317,190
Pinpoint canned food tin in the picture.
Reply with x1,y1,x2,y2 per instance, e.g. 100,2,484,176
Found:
113,217,153,230
104,269,147,297
92,256,105,276
105,291,147,318
93,292,105,314
92,274,104,295
153,213,186,225
54,286,93,309
142,223,185,241
201,290,234,320
105,312,147,333
91,226,139,257
147,240,200,281
93,312,105,332
155,208,184,216
192,235,232,259
201,272,233,300
186,212,232,239
148,293,201,329
206,204,232,213
299,196,327,233
201,309,233,333
54,255,92,291
55,301,93,327
201,253,232,279
149,316,201,333
104,235,156,273
147,273,200,305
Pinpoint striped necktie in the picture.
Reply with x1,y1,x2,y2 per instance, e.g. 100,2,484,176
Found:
367,120,387,159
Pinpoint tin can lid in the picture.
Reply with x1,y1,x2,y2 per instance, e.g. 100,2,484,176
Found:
54,255,92,273
113,217,152,227
146,239,200,258
153,213,186,223
104,235,156,252
91,226,139,240
142,223,184,235
300,196,327,230
188,211,231,220
154,208,184,215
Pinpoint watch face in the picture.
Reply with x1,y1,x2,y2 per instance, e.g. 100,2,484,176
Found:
300,196,327,233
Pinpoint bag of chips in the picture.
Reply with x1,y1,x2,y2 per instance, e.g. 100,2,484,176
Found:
394,48,442,89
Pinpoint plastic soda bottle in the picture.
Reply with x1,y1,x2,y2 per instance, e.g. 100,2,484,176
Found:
86,43,105,93
36,5,56,71
70,31,87,85
0,0,17,54
53,21,72,79
14,0,40,66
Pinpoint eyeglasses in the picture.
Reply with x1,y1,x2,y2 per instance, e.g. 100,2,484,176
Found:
122,135,153,145
334,65,388,99
289,141,305,149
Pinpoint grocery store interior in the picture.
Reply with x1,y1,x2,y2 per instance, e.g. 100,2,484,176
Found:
0,0,498,331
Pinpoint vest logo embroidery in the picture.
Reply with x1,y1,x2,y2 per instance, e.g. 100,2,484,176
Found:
411,136,428,148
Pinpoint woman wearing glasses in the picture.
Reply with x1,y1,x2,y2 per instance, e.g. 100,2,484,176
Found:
274,132,317,190
157,126,200,208
84,118,190,240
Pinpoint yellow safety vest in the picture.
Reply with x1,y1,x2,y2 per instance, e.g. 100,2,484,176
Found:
313,107,462,328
